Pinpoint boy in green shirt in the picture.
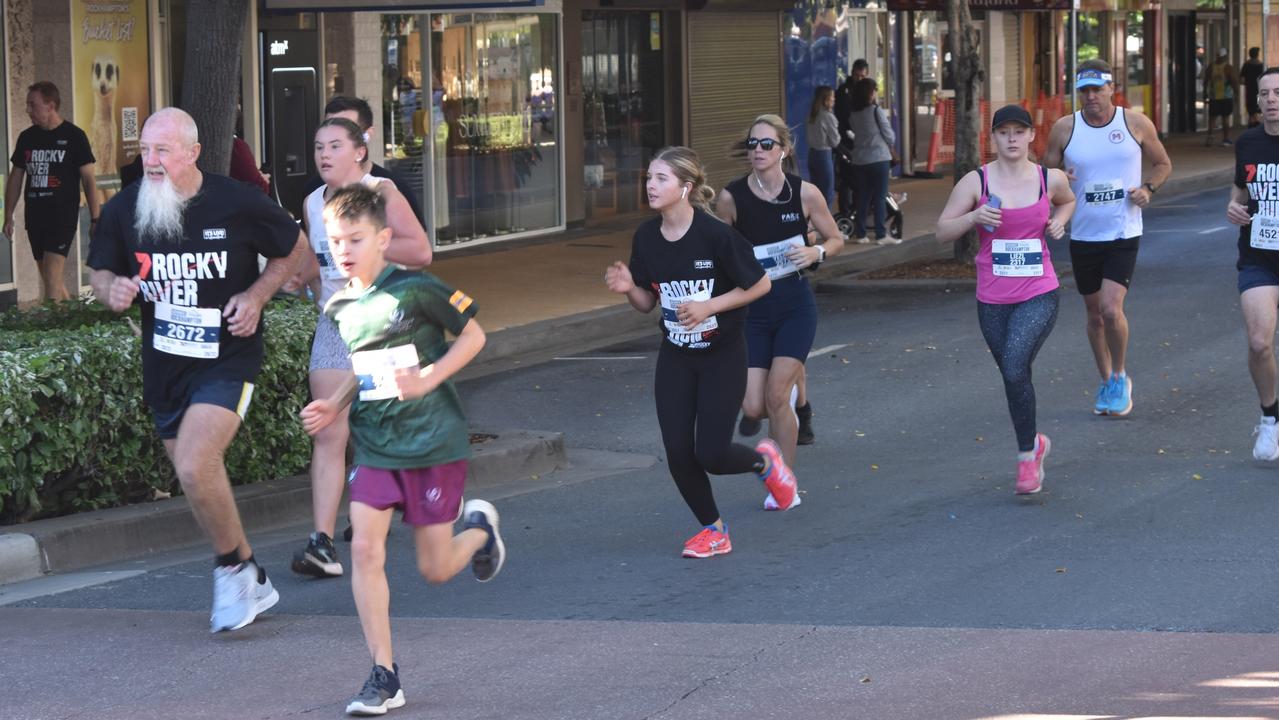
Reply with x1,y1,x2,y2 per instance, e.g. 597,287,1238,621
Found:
300,184,504,716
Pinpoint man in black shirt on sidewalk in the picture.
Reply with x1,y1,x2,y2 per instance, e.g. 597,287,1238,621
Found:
4,82,99,301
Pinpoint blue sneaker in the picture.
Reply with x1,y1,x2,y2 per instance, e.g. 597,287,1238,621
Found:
1107,373,1133,416
1093,380,1110,415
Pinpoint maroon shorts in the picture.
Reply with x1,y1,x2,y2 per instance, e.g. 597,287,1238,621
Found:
349,460,467,526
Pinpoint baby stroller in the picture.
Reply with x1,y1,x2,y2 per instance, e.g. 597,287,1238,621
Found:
832,140,905,241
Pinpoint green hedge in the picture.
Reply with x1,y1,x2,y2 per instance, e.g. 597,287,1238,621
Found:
0,296,317,523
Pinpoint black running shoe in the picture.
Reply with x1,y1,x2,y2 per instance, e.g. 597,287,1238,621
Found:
796,403,815,446
738,414,762,437
346,664,405,716
291,532,343,578
462,499,506,582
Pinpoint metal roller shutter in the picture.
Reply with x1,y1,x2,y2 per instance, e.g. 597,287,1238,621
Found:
688,12,783,192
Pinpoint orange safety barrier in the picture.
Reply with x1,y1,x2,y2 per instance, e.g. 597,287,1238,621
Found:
925,91,1127,172
926,98,993,174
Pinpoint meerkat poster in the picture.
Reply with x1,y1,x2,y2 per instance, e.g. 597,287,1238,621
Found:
71,0,151,205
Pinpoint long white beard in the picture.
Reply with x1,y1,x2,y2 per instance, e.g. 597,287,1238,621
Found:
134,172,189,242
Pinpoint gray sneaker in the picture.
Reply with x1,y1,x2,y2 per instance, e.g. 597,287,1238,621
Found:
462,499,506,582
211,562,278,633
346,664,405,716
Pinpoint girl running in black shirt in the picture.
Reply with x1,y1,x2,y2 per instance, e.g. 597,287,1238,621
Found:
605,146,798,558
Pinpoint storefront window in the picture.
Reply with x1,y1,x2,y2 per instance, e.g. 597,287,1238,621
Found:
383,12,561,247
581,11,669,220
784,1,889,175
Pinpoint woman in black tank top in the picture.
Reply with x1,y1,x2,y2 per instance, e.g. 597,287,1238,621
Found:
716,114,844,479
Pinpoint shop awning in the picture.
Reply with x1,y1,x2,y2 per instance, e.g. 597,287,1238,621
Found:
885,0,1068,10
263,0,543,10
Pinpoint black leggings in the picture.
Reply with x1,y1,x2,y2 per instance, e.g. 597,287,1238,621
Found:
655,336,761,526
977,291,1059,452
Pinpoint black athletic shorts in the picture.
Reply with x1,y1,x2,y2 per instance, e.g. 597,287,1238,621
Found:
150,379,255,440
1210,99,1235,118
26,224,77,261
1069,237,1140,295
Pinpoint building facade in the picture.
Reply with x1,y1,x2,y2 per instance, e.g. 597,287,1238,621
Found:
0,0,1268,306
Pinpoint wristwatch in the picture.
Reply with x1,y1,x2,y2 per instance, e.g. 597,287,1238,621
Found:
1143,182,1157,195
815,244,826,263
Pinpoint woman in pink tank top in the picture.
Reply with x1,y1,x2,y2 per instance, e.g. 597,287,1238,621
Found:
936,104,1077,496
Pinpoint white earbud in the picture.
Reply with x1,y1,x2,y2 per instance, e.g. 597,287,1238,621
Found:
681,186,689,200
780,151,786,159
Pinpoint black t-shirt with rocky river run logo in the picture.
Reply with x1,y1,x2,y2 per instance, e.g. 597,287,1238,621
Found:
628,208,765,352
10,121,95,230
87,173,299,407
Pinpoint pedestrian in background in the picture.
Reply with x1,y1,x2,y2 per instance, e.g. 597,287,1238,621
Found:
4,81,99,301
936,105,1076,495
834,59,868,217
605,146,795,559
1207,47,1240,146
805,85,839,211
848,78,896,244
1241,46,1265,128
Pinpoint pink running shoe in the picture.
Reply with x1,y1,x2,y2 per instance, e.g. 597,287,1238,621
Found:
1015,433,1051,495
755,438,798,510
682,527,732,558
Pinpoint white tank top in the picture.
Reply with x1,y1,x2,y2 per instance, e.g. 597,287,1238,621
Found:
305,173,384,306
1062,108,1143,242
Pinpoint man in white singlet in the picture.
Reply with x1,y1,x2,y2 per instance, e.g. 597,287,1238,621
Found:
1043,58,1172,417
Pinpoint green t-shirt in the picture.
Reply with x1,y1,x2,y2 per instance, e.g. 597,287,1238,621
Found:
325,265,479,469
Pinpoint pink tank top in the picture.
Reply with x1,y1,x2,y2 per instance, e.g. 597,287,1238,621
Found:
974,164,1060,304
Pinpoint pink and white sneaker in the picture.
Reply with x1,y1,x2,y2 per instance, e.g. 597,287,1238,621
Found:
1015,433,1051,495
756,438,799,510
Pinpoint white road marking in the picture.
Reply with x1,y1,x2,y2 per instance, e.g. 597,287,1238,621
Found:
553,356,648,361
809,343,849,358
1199,225,1229,235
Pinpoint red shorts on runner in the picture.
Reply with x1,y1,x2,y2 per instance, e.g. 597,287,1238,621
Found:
349,460,467,526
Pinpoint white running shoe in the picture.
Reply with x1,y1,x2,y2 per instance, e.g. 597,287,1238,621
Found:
211,562,279,633
763,491,803,511
1254,417,1279,461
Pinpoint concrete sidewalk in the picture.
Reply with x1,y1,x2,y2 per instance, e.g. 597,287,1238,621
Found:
439,132,1235,377
0,430,566,585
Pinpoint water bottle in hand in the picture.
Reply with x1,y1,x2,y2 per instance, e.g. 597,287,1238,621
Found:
982,194,1001,233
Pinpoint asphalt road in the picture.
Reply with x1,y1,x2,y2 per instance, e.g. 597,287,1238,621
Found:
8,185,1279,720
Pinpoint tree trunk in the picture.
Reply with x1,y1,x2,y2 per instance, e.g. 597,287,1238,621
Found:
179,0,250,176
946,0,984,262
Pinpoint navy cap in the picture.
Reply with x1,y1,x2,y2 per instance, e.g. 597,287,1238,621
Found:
992,104,1033,129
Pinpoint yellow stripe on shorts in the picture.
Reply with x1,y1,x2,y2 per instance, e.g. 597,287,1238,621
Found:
449,290,473,313
236,382,255,419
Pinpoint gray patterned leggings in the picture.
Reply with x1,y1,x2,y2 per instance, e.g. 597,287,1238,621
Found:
977,290,1059,452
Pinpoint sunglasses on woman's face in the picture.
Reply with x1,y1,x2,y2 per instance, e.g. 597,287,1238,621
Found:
745,137,779,151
